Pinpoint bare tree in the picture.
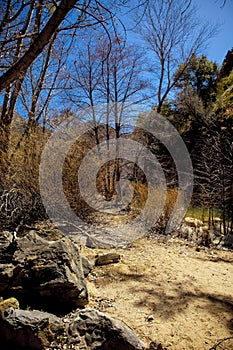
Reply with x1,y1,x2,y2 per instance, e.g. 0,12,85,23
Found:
66,31,147,199
0,0,81,91
0,0,150,91
137,0,216,112
0,0,121,183
196,124,233,235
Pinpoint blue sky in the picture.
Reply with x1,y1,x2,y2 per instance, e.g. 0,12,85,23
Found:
194,0,233,64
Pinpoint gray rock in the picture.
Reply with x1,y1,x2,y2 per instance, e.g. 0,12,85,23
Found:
81,255,94,277
69,308,146,350
0,231,88,312
95,252,121,266
86,235,115,249
0,307,64,349
223,233,233,247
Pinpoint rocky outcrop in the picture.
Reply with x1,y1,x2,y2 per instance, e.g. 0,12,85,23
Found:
0,231,88,312
68,308,146,350
0,307,146,350
0,308,64,349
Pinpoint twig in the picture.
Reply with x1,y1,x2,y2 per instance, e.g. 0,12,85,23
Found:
209,336,233,350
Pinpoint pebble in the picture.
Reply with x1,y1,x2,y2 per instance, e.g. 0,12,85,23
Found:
147,315,154,322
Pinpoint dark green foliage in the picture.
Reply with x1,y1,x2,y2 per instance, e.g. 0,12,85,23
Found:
219,47,233,80
158,51,233,235
175,53,219,107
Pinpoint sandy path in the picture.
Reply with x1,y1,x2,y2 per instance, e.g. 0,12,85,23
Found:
83,236,233,349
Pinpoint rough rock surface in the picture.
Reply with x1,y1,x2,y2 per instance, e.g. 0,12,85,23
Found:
81,255,94,277
86,235,117,249
184,217,203,228
95,252,121,266
0,307,146,350
68,308,146,350
0,308,64,350
0,297,19,314
224,233,233,247
0,231,88,312
0,231,13,246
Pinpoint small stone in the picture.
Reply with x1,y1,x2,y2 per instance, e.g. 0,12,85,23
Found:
95,252,121,266
0,297,19,315
147,315,154,322
149,341,164,350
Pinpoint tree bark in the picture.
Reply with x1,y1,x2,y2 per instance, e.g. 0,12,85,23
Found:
0,0,78,91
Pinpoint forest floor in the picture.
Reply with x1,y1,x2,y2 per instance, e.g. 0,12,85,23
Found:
82,233,233,350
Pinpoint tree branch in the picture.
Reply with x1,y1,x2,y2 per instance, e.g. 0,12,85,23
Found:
0,0,78,91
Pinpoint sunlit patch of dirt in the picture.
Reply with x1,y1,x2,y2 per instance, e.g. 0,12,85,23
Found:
83,236,233,350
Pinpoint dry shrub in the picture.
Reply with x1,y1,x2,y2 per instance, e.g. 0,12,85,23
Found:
129,182,179,232
0,116,181,233
0,117,48,229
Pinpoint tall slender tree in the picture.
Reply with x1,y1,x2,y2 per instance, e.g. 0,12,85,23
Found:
137,0,216,112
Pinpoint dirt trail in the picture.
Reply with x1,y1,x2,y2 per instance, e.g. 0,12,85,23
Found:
83,236,233,350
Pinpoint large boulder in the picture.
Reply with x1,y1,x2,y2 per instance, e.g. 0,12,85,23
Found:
0,307,64,349
0,307,146,350
0,231,88,313
68,308,146,350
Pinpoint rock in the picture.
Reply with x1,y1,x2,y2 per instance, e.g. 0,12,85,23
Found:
0,235,16,265
0,307,146,350
86,235,115,249
95,252,121,266
81,255,94,277
0,297,19,314
0,263,14,291
0,307,64,349
178,224,194,240
0,231,13,246
213,217,222,223
69,308,146,349
0,231,88,313
148,342,165,350
148,341,165,350
184,217,203,228
223,233,233,247
146,315,154,322
27,228,64,241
